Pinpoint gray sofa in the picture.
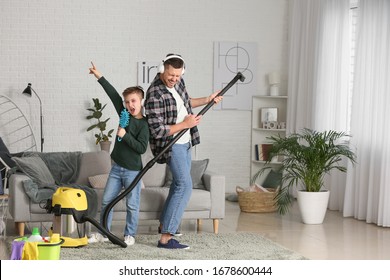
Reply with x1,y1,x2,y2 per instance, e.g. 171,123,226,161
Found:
8,149,225,236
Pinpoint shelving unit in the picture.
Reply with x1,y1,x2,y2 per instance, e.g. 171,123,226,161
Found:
250,95,288,184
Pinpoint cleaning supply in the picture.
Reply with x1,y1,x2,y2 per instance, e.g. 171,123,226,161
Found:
50,233,60,243
27,227,43,242
117,108,130,142
11,238,26,260
22,241,39,260
37,233,64,260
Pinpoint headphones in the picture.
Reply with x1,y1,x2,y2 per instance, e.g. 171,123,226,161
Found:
135,85,144,96
133,86,145,107
158,54,186,75
135,86,145,107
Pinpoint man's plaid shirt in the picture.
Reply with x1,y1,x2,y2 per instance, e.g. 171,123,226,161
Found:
145,74,200,163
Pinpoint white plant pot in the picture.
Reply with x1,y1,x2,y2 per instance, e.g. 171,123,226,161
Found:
297,190,330,224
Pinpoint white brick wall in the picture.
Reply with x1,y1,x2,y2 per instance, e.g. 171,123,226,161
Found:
0,0,288,193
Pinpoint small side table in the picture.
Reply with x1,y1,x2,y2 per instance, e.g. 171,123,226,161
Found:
0,194,9,238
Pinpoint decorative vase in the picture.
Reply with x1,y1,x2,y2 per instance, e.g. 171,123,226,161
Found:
99,141,111,153
270,85,280,96
297,190,330,224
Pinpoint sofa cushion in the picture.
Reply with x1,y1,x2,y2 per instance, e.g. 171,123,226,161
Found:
186,189,212,210
142,163,166,188
163,159,209,189
76,151,112,185
141,146,166,187
139,187,168,212
137,187,211,212
96,187,213,213
262,169,282,188
12,156,56,187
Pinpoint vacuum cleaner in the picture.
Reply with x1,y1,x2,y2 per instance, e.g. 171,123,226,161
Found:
46,72,245,248
45,187,119,247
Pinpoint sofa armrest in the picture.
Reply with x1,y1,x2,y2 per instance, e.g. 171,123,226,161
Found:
203,170,225,219
8,173,32,222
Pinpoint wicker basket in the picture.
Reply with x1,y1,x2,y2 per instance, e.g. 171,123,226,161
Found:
237,189,277,213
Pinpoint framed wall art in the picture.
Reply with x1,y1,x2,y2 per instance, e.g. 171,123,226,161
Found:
260,107,278,123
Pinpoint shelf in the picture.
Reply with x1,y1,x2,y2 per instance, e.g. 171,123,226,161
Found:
252,160,283,165
253,95,288,99
251,92,288,183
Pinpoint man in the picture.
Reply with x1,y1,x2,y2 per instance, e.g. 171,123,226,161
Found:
145,54,221,249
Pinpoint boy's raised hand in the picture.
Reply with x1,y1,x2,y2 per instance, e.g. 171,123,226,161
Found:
89,61,102,79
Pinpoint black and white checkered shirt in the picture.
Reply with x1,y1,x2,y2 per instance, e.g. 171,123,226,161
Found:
145,74,200,163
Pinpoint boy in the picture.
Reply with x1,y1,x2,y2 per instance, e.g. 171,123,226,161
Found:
88,62,149,246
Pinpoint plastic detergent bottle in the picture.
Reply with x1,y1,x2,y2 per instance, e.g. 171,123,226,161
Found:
27,227,43,242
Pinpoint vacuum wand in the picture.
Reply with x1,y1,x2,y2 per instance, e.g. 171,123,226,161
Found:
102,72,245,246
197,71,246,116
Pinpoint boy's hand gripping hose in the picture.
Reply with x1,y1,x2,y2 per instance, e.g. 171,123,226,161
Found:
103,72,246,247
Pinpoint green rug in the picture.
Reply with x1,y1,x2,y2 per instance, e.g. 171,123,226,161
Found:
7,232,307,260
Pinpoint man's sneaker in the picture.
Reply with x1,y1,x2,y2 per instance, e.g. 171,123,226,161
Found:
157,238,190,249
124,235,135,246
88,233,109,243
158,227,183,237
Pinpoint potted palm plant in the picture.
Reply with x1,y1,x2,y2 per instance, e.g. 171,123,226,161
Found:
86,98,114,152
252,128,356,224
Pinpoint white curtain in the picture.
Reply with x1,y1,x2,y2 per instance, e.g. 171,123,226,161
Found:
344,0,390,227
287,0,350,208
287,0,350,133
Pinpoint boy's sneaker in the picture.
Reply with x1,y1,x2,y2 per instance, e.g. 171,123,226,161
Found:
158,227,183,237
124,235,135,246
88,233,109,243
157,239,190,250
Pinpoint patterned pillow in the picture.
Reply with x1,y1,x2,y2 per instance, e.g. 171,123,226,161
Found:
88,174,109,189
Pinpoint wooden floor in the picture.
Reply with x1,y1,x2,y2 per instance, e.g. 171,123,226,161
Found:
1,199,390,260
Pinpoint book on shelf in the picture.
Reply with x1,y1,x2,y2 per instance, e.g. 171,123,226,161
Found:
254,144,259,161
254,144,273,161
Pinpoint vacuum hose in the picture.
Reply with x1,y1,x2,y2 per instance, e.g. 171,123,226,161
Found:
102,72,246,247
81,215,127,247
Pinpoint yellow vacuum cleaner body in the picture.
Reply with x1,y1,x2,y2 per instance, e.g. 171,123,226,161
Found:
48,187,89,222
51,187,87,212
46,187,89,247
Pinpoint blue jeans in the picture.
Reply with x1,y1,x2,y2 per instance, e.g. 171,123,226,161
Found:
100,163,141,237
160,142,192,234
